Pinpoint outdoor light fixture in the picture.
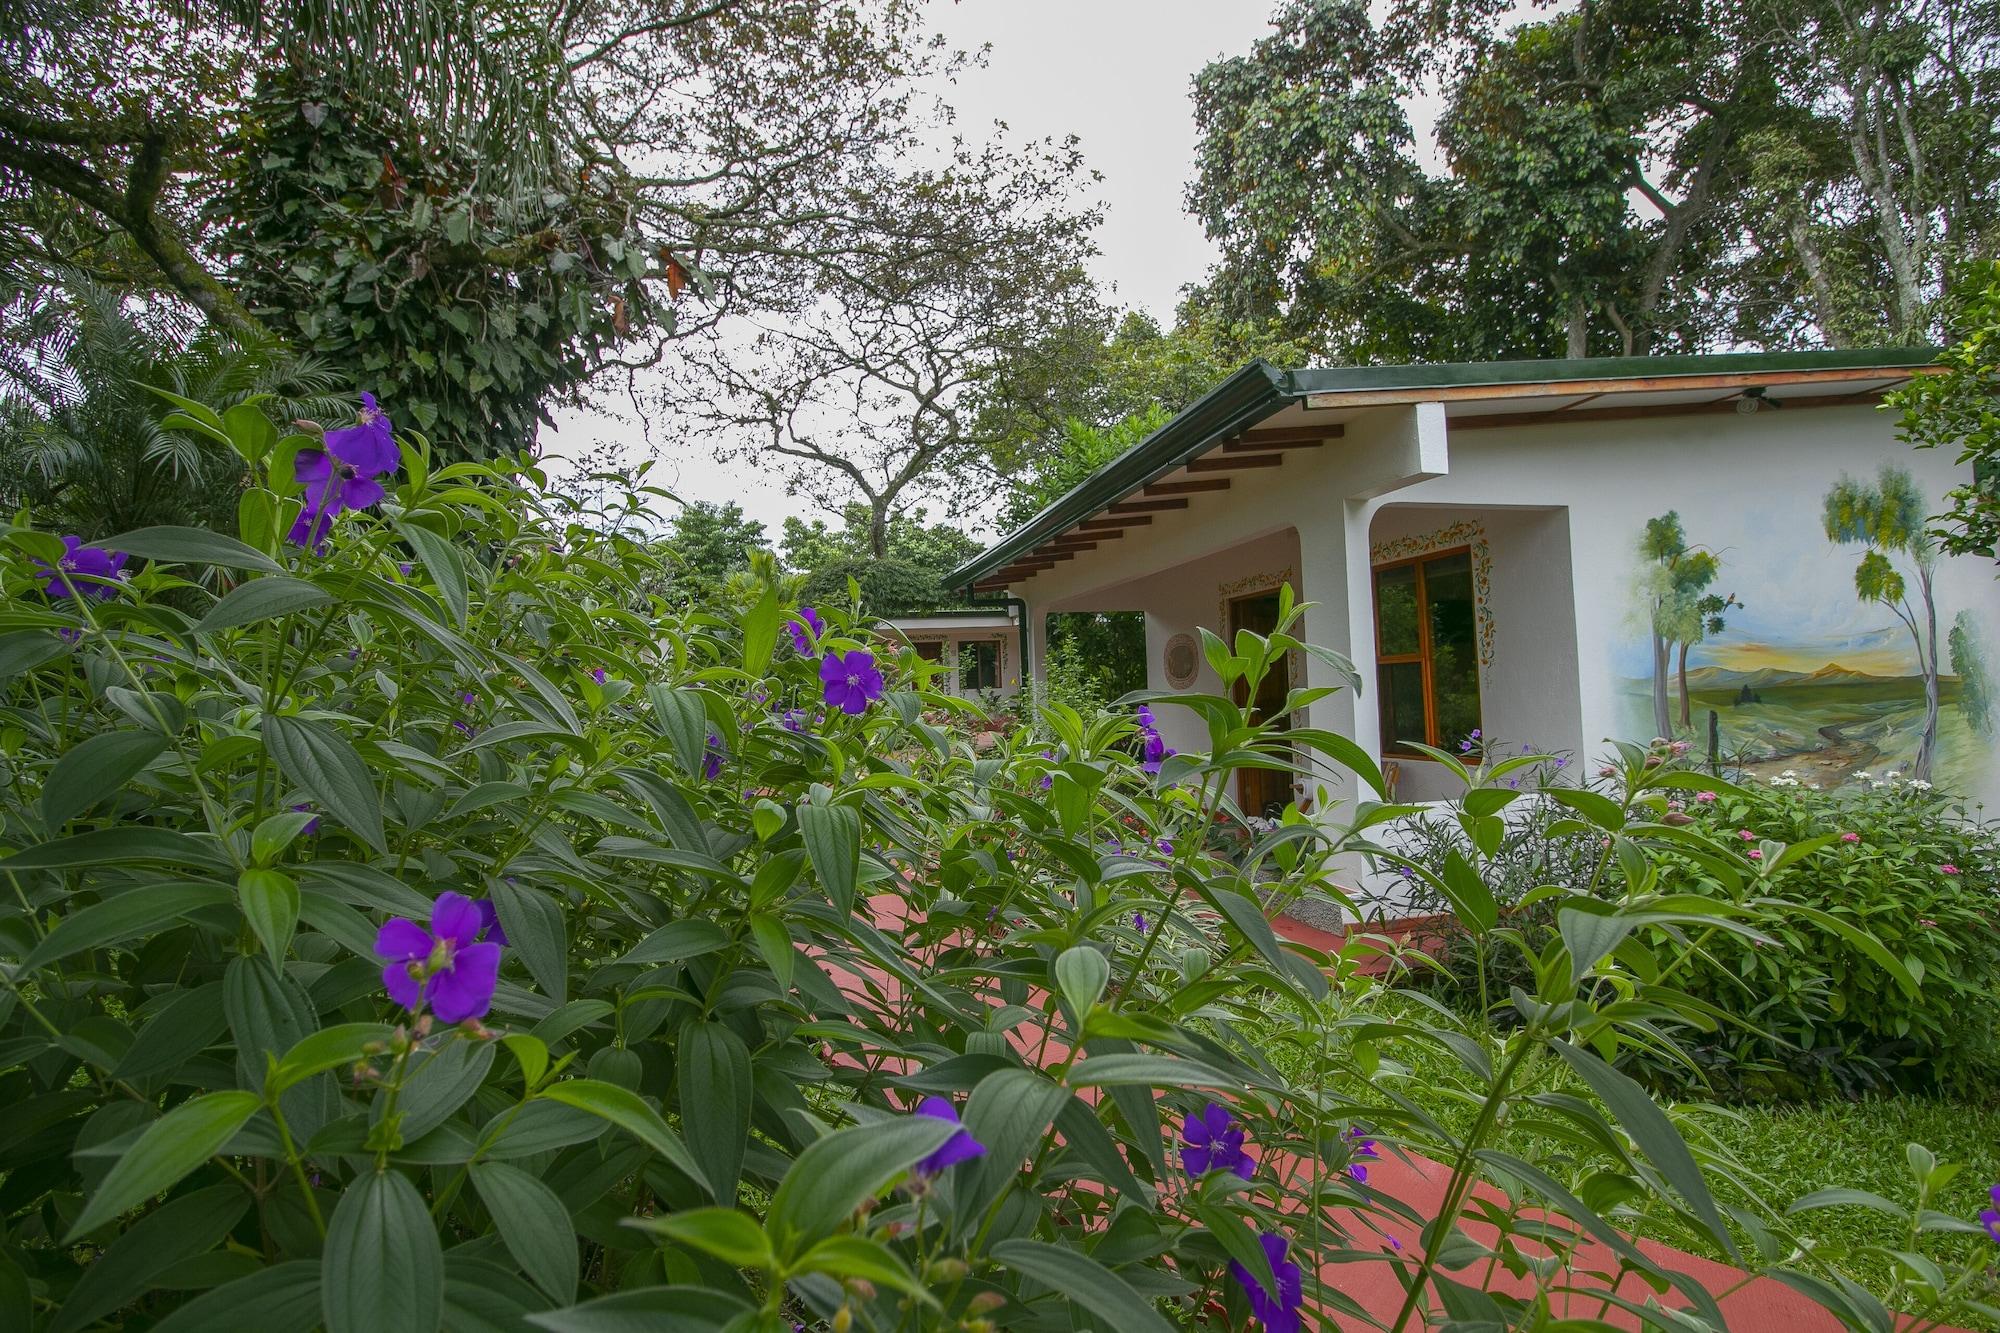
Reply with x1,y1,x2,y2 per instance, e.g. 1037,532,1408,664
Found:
1735,386,1781,413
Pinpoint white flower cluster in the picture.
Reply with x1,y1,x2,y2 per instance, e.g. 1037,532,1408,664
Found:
1768,769,1819,790
1853,769,1930,791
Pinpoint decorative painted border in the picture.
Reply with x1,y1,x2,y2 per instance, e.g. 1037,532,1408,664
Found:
1217,565,1303,687
1368,522,1495,668
1163,632,1199,689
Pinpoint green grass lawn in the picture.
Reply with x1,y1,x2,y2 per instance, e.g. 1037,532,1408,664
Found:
1244,990,2000,1327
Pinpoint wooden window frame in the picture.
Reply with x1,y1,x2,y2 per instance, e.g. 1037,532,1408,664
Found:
1372,545,1482,761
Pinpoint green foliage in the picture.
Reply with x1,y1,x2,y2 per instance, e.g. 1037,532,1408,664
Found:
1404,756,2000,1099
2,393,1996,1331
798,554,950,615
1185,0,2000,359
779,505,979,593
659,501,770,605
214,75,667,459
1042,612,1147,714
1891,261,2000,563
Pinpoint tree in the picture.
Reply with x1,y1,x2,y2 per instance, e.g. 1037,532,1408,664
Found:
666,137,1104,558
1,0,1019,456
1183,0,1999,360
659,500,768,604
0,270,346,536
1949,610,1994,739
1824,465,1944,778
780,506,979,580
1890,262,2000,565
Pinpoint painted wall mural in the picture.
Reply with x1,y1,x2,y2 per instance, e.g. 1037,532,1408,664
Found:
1619,465,1996,792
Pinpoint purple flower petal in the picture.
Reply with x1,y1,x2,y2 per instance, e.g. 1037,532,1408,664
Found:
431,891,485,947
475,899,508,945
428,940,501,1022
375,917,432,962
914,1096,986,1175
339,475,386,511
323,395,400,477
382,960,425,1010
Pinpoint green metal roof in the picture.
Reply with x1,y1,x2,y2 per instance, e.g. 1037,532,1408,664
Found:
949,346,1938,590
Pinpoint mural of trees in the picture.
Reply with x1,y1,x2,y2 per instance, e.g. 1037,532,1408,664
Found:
1823,466,1944,779
1949,611,1995,740
1639,512,1734,737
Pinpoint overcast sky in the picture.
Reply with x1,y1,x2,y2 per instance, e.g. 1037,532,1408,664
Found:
539,2,1365,537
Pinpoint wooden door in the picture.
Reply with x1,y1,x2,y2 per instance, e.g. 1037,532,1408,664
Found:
1228,592,1292,818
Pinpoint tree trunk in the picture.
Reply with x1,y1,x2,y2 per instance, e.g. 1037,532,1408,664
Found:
1566,302,1589,359
1651,631,1673,739
1677,639,1692,730
1789,216,1848,347
868,500,890,561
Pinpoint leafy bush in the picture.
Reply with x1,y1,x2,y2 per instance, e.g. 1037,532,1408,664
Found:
1,395,1996,1331
1389,745,2000,1099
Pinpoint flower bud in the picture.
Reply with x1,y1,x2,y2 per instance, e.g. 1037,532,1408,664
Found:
966,1291,1006,1314
832,1307,853,1333
924,1258,967,1283
844,1278,877,1301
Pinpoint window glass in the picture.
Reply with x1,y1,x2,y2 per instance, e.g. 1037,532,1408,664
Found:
1375,563,1420,656
914,641,944,661
1425,553,1481,747
959,640,1001,690
1378,660,1427,751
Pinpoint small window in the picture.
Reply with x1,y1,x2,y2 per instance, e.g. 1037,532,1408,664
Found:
1373,549,1482,757
959,639,1001,691
913,640,945,662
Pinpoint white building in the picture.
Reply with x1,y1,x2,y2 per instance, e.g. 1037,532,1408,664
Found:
885,610,1024,703
947,350,1997,823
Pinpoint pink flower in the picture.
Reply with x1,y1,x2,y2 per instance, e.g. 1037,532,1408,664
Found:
1738,829,1755,841
1668,740,1690,756
1940,864,1961,875
1840,831,1860,843
1695,791,1717,804
1919,917,1938,928
1598,765,1618,778
1747,848,1764,860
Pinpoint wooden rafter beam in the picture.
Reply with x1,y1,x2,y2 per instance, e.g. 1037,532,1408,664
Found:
1078,515,1149,530
1143,478,1230,496
1107,498,1189,514
1186,454,1281,473
1226,425,1343,448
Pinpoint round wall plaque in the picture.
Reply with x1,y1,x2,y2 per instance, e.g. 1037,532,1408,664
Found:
1164,632,1199,689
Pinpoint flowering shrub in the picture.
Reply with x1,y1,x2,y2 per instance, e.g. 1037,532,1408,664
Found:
1,394,1996,1330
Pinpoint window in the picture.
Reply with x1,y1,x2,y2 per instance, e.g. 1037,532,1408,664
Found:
959,639,1001,691
1373,548,1482,757
912,640,945,662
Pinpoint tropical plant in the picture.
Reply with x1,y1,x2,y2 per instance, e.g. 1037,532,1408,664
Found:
1891,260,2000,565
3,390,1998,1332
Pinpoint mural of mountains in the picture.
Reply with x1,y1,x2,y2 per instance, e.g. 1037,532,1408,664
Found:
1679,663,1914,690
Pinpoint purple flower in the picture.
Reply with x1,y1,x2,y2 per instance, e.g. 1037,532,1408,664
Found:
820,649,885,715
1227,1231,1305,1333
292,803,321,836
1141,728,1177,774
1459,739,1473,752
1345,1125,1379,1182
1181,1102,1252,1180
1980,1183,2000,1244
1156,838,1174,855
346,646,361,660
1133,912,1148,933
56,626,81,644
37,536,128,600
913,1097,985,1175
1470,729,1482,740
373,891,503,1023
474,898,509,946
591,667,608,684
397,562,413,576
786,606,825,653
779,709,806,733
703,731,726,779
452,720,476,738
460,691,477,709
289,394,399,549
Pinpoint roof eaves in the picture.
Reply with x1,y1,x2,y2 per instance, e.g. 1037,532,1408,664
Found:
948,359,1293,590
1286,346,1938,398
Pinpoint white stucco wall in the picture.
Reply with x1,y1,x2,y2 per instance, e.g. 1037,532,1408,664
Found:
1010,398,1997,818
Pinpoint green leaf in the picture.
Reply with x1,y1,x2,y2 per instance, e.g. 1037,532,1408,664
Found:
114,981,229,1081
522,1288,751,1332
197,576,337,632
988,1239,1174,1333
645,685,709,779
42,729,168,828
678,1020,753,1201
396,521,470,628
764,1114,957,1258
792,1235,931,1301
322,1170,443,1333
1054,944,1110,1015
50,1183,251,1333
24,881,231,969
1066,1054,1243,1090
799,802,860,915
1787,1187,1908,1217
1437,849,1500,933
148,1260,321,1333
239,868,301,960
1782,902,1923,999
384,1038,495,1142
105,525,284,575
626,1207,772,1269
66,1091,260,1240
1550,1040,1738,1259
0,628,71,677
270,1023,396,1093
263,713,387,853
537,1080,709,1195
1558,900,1637,987
740,584,781,676
958,1069,1069,1225
471,1161,578,1303
0,826,220,871
618,919,729,967
252,809,322,865
489,877,568,1006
